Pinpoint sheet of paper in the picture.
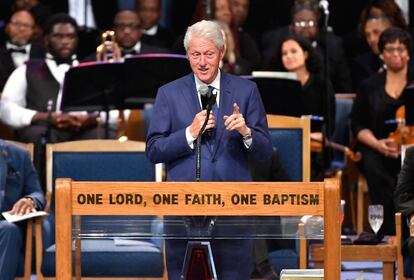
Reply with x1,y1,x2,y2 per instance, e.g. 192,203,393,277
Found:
2,211,48,223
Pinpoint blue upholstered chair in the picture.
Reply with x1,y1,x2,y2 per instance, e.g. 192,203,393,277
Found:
265,115,311,272
36,140,164,279
266,115,310,182
5,141,35,280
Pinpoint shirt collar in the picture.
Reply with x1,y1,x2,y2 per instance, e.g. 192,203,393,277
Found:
144,25,158,36
194,70,221,92
194,70,221,107
6,42,30,53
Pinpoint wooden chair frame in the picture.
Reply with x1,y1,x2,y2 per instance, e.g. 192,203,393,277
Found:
36,139,164,280
5,141,35,280
266,115,311,268
266,114,311,182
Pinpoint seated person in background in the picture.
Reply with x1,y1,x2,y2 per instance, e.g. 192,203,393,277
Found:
0,139,46,280
265,34,335,180
262,0,352,93
84,9,168,62
113,10,168,57
351,27,413,235
0,10,45,92
136,0,174,49
352,15,391,88
11,0,53,42
0,14,106,185
0,13,102,143
395,146,414,274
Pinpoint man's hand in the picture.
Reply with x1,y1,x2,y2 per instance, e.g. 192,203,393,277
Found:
223,103,251,136
52,113,97,132
189,110,215,138
9,197,36,216
52,113,80,130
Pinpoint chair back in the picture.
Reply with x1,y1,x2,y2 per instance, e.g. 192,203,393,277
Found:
267,115,310,182
45,140,155,245
331,94,354,168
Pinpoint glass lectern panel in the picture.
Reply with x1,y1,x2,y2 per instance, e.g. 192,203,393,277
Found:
72,215,324,240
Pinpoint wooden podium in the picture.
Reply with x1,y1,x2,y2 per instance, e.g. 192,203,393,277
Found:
55,179,341,280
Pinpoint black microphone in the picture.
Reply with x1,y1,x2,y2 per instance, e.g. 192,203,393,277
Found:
198,85,216,137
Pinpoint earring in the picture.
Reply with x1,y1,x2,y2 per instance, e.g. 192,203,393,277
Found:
379,55,384,60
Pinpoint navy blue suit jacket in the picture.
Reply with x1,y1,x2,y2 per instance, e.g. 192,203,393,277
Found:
0,140,45,214
146,71,272,182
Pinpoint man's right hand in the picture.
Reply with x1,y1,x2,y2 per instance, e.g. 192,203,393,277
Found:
189,110,215,138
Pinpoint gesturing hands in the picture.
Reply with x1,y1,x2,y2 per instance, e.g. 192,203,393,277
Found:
224,103,251,137
189,110,215,138
188,103,251,138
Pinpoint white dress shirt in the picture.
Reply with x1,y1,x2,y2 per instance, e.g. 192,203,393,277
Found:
143,25,158,36
6,42,31,68
68,0,97,29
396,0,410,24
0,55,119,129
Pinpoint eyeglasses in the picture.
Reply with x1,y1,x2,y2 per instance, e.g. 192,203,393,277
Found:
114,23,141,31
50,33,77,40
383,46,407,54
293,20,317,28
9,20,34,30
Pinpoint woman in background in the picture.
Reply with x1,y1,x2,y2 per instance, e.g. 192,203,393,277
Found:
266,34,335,180
351,27,413,235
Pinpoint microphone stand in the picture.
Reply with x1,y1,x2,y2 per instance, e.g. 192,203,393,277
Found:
195,96,215,182
319,0,332,171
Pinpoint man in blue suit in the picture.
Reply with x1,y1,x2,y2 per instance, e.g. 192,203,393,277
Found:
146,20,272,280
0,140,46,280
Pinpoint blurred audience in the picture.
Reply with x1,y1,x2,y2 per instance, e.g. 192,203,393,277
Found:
172,0,261,75
262,0,352,93
0,10,45,91
0,14,105,182
352,16,391,88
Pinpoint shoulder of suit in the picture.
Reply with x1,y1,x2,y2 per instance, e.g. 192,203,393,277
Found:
407,146,414,159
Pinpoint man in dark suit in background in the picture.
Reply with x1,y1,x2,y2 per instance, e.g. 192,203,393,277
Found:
395,146,414,275
113,9,167,57
146,20,272,280
0,140,46,280
136,0,174,49
0,10,44,91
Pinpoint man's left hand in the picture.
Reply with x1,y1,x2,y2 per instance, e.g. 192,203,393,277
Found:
9,197,36,216
223,103,251,136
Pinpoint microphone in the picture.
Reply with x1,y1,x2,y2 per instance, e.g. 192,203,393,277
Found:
319,0,329,16
319,0,329,12
198,85,216,137
199,85,216,110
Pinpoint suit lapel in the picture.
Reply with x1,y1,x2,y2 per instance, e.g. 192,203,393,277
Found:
181,74,201,118
212,72,234,158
